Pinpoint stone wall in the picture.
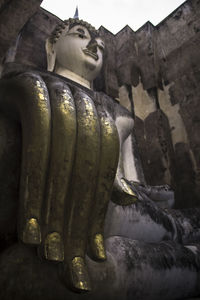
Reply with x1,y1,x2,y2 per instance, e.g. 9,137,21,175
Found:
0,0,42,67
0,0,200,208
101,0,200,208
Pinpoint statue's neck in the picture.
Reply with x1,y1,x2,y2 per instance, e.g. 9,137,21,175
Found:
54,66,92,89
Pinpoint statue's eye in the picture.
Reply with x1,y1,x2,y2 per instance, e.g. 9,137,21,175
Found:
78,33,85,39
76,28,86,39
98,45,104,52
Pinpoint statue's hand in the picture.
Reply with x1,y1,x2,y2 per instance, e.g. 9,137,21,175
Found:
9,74,120,292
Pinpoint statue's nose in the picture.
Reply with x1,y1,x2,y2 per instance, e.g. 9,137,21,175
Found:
87,40,98,53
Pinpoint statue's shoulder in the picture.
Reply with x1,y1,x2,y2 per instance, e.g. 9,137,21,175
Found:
0,67,46,100
95,91,133,121
1,65,64,89
2,64,42,80
1,67,78,99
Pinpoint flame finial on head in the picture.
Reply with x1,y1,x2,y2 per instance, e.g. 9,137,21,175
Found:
73,6,79,19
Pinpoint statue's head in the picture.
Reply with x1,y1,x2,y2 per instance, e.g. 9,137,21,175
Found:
46,18,105,87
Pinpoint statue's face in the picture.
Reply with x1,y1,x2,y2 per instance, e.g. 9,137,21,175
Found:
54,25,104,82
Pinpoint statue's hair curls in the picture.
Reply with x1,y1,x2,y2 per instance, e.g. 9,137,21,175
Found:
49,18,99,44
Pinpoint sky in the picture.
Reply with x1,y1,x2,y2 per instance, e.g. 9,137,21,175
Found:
41,0,186,34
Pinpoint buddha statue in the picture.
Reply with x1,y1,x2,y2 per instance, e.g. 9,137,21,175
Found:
0,15,200,300
0,17,139,292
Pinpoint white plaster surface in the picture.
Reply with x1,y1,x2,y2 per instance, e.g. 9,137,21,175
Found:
115,115,133,146
132,80,156,120
118,85,132,113
55,68,91,89
115,115,139,182
123,135,138,182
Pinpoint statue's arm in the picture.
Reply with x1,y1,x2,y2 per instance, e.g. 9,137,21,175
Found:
111,112,138,205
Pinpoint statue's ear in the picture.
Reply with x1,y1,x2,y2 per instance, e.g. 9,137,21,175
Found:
46,38,56,72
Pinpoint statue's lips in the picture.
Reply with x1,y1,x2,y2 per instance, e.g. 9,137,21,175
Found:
82,48,98,61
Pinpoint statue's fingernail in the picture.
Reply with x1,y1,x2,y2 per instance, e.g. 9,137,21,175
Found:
94,233,107,261
70,256,91,292
44,232,64,261
22,218,41,245
121,178,137,197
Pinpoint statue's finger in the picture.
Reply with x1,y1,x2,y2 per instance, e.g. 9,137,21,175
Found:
63,88,100,292
42,79,76,262
88,111,119,261
62,256,91,293
0,73,51,245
